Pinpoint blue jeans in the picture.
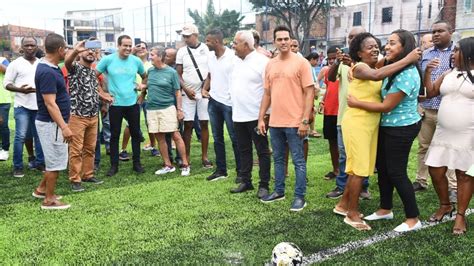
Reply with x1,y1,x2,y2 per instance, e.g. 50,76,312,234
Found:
13,107,44,169
0,103,10,151
208,97,241,174
336,125,369,191
270,127,306,198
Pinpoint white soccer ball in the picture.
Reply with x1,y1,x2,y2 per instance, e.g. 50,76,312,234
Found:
271,242,303,266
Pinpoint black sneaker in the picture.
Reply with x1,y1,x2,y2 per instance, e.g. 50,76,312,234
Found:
34,164,46,172
82,177,104,185
71,182,85,192
206,171,227,181
119,150,130,161
260,192,285,203
290,197,307,212
107,165,118,176
133,163,145,174
13,169,24,178
412,181,427,192
257,187,269,199
235,176,243,184
326,187,344,199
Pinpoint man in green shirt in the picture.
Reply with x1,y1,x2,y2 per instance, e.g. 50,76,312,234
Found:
0,56,11,161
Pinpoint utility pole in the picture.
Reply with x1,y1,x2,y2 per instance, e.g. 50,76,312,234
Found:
417,0,422,46
368,0,372,33
150,0,155,45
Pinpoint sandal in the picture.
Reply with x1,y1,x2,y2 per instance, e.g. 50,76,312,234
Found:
344,217,372,231
324,172,337,180
453,213,467,236
428,203,455,223
333,207,364,218
309,131,322,138
202,159,213,169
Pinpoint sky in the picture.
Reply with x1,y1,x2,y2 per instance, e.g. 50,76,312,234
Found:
0,0,368,42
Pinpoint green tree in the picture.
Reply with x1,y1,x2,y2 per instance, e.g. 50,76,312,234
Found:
188,0,244,42
250,0,343,53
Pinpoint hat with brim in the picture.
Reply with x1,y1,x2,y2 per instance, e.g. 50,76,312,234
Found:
181,24,199,36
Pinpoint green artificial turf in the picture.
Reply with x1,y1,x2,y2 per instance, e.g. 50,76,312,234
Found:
0,113,472,264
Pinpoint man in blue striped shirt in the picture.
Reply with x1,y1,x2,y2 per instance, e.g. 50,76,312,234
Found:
413,20,457,201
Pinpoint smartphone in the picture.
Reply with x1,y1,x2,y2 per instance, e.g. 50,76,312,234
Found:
342,47,349,54
85,40,102,49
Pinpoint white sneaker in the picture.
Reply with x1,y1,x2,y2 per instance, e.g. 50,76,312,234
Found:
393,220,422,232
154,165,176,175
181,166,191,176
0,149,9,161
364,211,394,221
142,145,154,151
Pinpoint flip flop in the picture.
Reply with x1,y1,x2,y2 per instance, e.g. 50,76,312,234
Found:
333,207,364,218
344,217,372,231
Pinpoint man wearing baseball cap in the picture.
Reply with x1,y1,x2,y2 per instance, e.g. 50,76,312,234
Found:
176,24,212,169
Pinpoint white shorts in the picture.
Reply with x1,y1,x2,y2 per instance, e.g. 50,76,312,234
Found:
147,106,179,133
182,93,209,121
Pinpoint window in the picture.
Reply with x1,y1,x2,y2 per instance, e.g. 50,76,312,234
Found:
464,0,472,13
382,7,393,23
105,33,115,42
353,11,362,26
334,16,341,28
428,2,432,18
77,31,96,41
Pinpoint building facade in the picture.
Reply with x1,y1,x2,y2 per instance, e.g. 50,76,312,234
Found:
63,8,124,48
0,24,53,58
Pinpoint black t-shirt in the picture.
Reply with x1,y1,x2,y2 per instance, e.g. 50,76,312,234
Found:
35,60,71,123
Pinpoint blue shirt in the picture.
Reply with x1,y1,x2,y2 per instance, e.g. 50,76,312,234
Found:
381,65,421,127
420,43,455,110
35,60,70,123
96,53,145,106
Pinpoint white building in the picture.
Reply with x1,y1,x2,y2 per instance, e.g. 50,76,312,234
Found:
328,0,445,46
456,0,474,37
63,8,124,48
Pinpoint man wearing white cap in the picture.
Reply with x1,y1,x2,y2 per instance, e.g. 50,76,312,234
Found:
176,24,212,168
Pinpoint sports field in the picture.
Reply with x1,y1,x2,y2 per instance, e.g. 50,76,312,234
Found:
0,116,472,264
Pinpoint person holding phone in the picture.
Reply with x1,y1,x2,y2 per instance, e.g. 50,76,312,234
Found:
64,39,113,192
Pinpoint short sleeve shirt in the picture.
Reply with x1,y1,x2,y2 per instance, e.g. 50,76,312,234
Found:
35,60,70,123
0,57,11,104
96,53,145,106
146,66,180,110
68,62,99,117
381,66,421,127
176,43,209,93
420,43,455,110
264,53,314,127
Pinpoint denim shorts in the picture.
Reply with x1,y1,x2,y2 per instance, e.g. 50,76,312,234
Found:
35,120,68,171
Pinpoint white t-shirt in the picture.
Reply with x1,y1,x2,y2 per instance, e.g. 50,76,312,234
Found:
3,57,39,110
208,47,238,107
230,51,269,122
176,43,209,94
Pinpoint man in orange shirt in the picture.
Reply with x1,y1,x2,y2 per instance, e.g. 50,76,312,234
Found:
257,25,315,211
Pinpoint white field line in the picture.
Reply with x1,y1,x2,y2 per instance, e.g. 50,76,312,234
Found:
302,208,474,265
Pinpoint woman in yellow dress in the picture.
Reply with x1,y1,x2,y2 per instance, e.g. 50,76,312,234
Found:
334,32,421,231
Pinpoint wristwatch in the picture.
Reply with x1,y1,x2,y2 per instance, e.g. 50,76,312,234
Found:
302,119,309,125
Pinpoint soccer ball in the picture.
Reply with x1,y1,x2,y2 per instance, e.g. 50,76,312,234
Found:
271,242,303,265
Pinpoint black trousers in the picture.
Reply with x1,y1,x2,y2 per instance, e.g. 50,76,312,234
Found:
233,120,270,189
109,104,141,166
376,122,421,218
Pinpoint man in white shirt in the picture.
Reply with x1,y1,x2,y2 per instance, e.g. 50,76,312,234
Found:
229,30,271,199
202,29,241,182
4,37,45,178
176,24,212,168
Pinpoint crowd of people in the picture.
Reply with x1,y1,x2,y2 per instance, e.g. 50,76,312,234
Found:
0,20,472,235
